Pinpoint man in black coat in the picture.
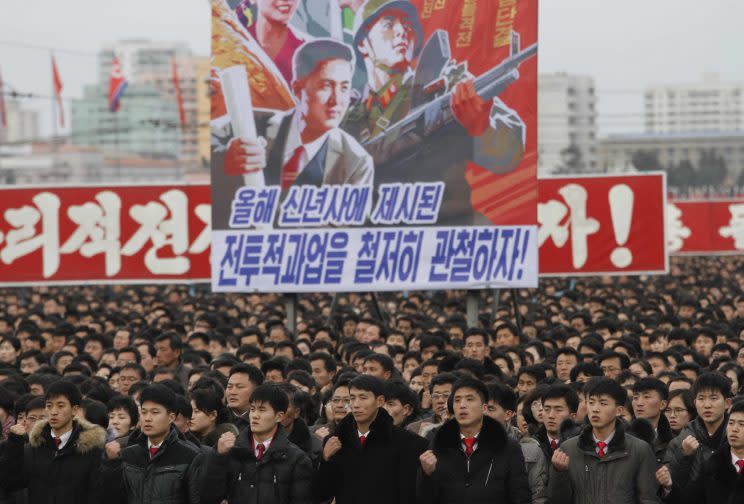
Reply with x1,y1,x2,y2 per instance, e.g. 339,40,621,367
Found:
659,400,744,504
101,384,205,504
417,376,531,504
201,384,313,504
313,375,428,504
0,381,106,504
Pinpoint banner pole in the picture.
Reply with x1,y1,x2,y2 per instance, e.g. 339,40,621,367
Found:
466,290,479,328
285,293,297,335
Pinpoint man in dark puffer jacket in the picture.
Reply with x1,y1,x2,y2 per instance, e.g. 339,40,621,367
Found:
200,383,312,504
101,384,204,504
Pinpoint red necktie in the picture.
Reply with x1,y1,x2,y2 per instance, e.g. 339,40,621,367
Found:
597,441,607,459
281,146,304,190
359,435,366,447
256,443,266,461
736,460,744,475
53,437,62,449
149,447,159,458
550,439,558,451
463,437,476,457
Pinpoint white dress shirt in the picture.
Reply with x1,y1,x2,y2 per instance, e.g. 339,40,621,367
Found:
51,428,73,450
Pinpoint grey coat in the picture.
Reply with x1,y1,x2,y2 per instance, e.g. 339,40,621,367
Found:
548,419,660,504
508,426,548,504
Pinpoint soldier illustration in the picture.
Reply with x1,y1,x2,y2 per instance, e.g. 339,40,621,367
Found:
211,39,374,229
344,0,530,225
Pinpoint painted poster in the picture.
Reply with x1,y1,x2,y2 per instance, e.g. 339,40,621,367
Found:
210,0,538,292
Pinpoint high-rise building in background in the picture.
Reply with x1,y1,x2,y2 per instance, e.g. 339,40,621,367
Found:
538,73,598,175
0,98,40,144
72,40,210,168
644,73,744,134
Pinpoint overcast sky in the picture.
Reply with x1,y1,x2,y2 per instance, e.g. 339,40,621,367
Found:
1,0,743,139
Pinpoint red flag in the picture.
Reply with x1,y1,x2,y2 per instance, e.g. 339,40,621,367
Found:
51,55,64,127
0,67,7,129
108,55,128,112
171,58,186,129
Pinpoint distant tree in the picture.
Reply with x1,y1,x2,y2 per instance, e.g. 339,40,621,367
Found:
671,159,697,188
696,149,727,187
631,149,662,171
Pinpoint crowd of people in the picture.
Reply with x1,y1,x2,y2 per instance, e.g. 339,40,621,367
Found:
0,255,742,503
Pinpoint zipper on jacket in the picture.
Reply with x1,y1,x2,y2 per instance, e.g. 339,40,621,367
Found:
484,460,494,487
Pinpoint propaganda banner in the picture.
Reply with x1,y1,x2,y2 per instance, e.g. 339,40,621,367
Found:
210,0,539,292
538,173,668,276
0,184,210,285
667,199,744,255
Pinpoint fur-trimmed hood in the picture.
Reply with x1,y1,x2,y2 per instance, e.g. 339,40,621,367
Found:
432,415,507,455
29,418,106,454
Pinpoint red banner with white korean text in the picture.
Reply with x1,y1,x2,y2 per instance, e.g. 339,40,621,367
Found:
538,173,668,276
0,184,210,285
667,199,744,255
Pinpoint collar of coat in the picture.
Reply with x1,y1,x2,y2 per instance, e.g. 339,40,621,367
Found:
432,415,507,455
130,424,181,452
287,417,312,448
336,407,394,447
29,418,106,454
709,441,744,487
230,424,291,461
577,418,627,455
656,413,674,444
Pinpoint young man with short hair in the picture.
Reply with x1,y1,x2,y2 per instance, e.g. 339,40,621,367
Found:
383,381,419,428
536,384,579,463
314,375,428,504
201,383,313,504
663,372,733,489
226,363,265,431
418,377,531,504
549,378,659,504
660,400,744,502
407,372,457,437
102,384,204,504
631,377,673,466
0,381,106,504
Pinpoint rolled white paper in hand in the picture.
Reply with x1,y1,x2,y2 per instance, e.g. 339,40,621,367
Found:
219,65,265,187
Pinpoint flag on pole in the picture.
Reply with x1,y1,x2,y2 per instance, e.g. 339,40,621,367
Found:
171,58,186,130
108,55,128,112
51,55,65,127
0,67,7,128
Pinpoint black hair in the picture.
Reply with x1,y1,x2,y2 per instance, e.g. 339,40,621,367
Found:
692,372,733,399
363,353,395,373
447,377,489,412
463,328,489,346
487,382,517,412
45,380,82,407
429,372,458,393
518,365,546,384
249,383,289,414
261,357,288,379
24,396,46,414
81,399,108,429
191,388,230,424
120,362,147,380
570,362,603,382
174,394,192,418
107,394,139,426
584,377,627,406
632,377,669,401
139,384,177,413
730,399,744,415
229,363,265,386
348,375,385,398
667,389,696,420
541,384,580,412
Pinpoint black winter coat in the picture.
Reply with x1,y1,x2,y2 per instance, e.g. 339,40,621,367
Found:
286,418,322,468
101,426,205,504
0,418,105,504
669,441,744,504
200,424,313,504
417,416,532,504
313,408,428,504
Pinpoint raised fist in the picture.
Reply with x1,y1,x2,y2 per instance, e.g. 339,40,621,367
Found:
323,436,342,461
551,448,570,472
420,450,438,476
217,432,237,455
681,435,699,456
656,465,672,489
105,441,122,460
9,423,26,436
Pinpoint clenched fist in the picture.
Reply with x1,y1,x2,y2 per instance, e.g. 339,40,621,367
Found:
314,426,330,441
323,436,342,461
655,465,672,489
552,448,570,471
420,450,438,476
217,432,237,455
681,435,699,456
9,423,26,436
105,441,121,460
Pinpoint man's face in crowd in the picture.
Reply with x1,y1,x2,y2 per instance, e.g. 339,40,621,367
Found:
517,373,537,396
647,357,667,376
363,360,391,380
113,330,130,351
117,350,138,367
694,335,714,358
349,386,383,427
383,398,412,426
694,387,730,427
649,336,668,353
240,334,260,347
310,359,334,389
140,400,174,441
396,319,412,337
678,304,696,320
226,373,255,414
20,357,40,375
431,382,452,420
118,368,142,395
331,386,351,422
452,387,486,431
249,400,284,437
208,340,226,359
137,344,155,372
632,389,667,423
46,395,78,433
486,400,514,425
358,12,415,71
587,394,621,431
495,328,519,348
463,335,487,362
0,341,18,364
726,411,744,452
555,353,577,382
448,326,464,341
294,59,352,135
600,357,623,379
386,333,406,348
268,327,289,343
542,397,576,436
155,340,179,368
23,408,47,432
421,364,438,386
